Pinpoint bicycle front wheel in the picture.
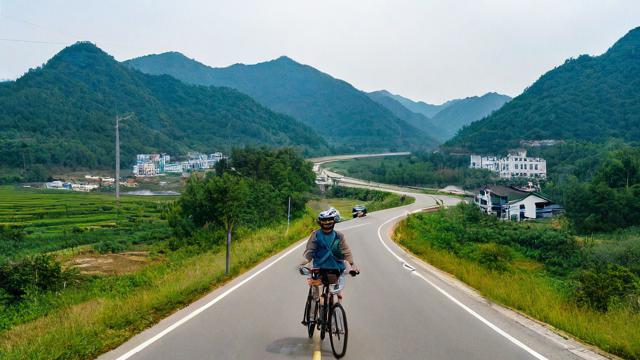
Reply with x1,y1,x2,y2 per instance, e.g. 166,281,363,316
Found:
329,303,348,358
307,297,318,338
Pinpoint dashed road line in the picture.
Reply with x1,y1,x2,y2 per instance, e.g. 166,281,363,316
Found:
376,211,549,360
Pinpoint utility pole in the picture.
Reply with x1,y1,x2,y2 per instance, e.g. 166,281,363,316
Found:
115,113,134,203
286,196,291,234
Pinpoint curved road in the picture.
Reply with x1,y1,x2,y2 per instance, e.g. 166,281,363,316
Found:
101,191,604,360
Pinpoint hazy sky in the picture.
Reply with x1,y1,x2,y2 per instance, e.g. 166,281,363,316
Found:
1,0,639,103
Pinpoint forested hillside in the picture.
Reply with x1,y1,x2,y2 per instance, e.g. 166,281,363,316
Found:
430,92,511,139
446,27,640,154
367,90,448,141
125,53,438,152
0,42,327,179
369,90,511,141
380,90,456,118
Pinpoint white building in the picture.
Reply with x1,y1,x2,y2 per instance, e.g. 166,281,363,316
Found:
164,163,183,173
470,150,546,179
45,181,66,189
134,152,225,176
473,185,562,221
506,193,562,221
71,183,99,192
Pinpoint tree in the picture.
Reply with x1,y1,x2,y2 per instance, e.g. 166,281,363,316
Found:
205,173,250,274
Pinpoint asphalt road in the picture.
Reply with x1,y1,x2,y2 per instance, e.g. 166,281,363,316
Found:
101,191,602,360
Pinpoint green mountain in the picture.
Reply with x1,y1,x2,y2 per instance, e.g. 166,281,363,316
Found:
379,90,458,118
0,42,328,173
369,90,510,142
430,92,511,139
446,27,640,154
367,90,449,141
124,53,438,152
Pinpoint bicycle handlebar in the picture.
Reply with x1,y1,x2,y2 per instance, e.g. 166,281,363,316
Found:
298,266,360,277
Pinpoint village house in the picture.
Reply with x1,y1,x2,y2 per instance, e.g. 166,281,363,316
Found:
473,185,563,221
133,152,226,176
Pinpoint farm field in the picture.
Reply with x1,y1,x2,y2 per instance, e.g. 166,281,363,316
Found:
0,185,175,260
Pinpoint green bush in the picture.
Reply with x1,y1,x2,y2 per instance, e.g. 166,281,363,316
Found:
327,186,387,202
475,243,513,271
93,240,127,254
0,224,25,242
575,264,640,312
0,255,75,304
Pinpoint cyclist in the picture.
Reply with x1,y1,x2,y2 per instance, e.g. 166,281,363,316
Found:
300,209,359,302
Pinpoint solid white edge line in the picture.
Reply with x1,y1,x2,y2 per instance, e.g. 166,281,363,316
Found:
377,211,549,360
115,240,308,360
115,218,369,359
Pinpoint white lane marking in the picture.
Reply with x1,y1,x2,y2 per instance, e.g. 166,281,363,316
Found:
115,240,308,360
376,213,549,360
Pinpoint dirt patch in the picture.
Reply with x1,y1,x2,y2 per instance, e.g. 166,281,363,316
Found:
66,251,151,275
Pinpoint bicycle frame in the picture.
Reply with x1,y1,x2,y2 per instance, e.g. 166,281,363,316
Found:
300,266,352,358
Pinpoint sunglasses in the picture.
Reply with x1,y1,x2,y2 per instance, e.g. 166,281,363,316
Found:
319,219,334,224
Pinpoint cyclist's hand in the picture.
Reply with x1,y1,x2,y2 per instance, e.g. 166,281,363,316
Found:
297,266,305,275
349,266,360,277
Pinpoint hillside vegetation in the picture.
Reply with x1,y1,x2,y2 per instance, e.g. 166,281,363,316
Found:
367,90,449,141
369,90,511,142
325,152,496,189
430,92,511,139
395,204,640,359
0,42,327,182
446,27,640,154
125,53,438,152
0,147,416,359
381,90,455,118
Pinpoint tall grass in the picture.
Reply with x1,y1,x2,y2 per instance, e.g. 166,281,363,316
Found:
0,211,317,359
394,216,640,359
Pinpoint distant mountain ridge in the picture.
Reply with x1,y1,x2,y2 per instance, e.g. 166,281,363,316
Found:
124,53,439,152
0,42,328,172
430,92,511,139
367,90,449,141
368,90,511,141
446,26,640,154
380,90,457,118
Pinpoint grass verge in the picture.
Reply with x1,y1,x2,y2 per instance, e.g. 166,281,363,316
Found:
393,213,640,359
0,185,413,359
0,213,317,359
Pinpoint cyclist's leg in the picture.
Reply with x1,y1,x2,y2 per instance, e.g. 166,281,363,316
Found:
313,284,321,302
336,273,346,303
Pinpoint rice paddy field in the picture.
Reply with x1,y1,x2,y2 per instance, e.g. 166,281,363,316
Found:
0,185,175,260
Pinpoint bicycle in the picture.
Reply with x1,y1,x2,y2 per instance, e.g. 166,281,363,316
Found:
300,267,359,359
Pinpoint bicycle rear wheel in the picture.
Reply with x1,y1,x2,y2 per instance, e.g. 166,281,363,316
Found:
329,303,348,358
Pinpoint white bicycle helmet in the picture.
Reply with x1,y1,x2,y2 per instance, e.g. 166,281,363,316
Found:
318,208,339,222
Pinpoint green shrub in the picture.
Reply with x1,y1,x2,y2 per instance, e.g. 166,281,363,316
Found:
575,264,640,312
93,240,127,254
0,255,75,303
0,224,25,242
327,186,387,202
476,243,513,271
71,226,84,234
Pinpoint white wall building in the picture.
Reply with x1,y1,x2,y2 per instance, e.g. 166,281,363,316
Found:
470,150,546,179
133,152,226,176
473,185,562,221
164,163,183,173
